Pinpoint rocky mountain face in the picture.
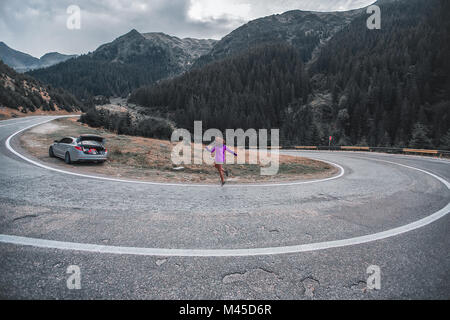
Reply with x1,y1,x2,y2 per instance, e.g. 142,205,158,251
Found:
193,9,363,68
92,29,216,73
142,32,217,70
92,29,172,63
0,42,76,72
28,29,216,99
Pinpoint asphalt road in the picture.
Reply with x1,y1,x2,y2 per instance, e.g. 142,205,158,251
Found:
0,116,449,299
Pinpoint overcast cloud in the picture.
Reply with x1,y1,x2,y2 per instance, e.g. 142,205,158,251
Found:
0,0,375,58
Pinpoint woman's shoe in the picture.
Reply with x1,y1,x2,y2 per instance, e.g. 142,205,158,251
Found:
221,181,226,186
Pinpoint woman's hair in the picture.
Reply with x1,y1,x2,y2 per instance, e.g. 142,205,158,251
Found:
215,136,224,145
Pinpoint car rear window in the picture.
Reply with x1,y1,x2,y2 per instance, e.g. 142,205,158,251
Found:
61,138,73,144
78,136,104,143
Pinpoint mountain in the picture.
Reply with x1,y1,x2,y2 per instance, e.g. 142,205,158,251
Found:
0,42,76,72
193,8,363,68
28,30,217,99
0,60,82,114
91,29,216,74
122,0,450,149
39,52,77,69
0,42,40,72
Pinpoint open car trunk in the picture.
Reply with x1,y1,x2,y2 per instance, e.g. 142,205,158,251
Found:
76,136,106,154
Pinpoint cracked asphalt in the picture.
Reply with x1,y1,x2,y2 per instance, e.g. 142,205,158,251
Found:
0,116,449,299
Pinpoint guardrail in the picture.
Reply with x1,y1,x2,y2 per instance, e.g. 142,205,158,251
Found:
294,146,318,150
341,146,370,151
403,148,439,155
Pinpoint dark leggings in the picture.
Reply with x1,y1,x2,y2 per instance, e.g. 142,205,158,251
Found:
215,164,225,183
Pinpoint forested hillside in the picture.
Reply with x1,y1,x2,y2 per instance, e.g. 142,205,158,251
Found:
0,60,82,113
310,0,450,148
129,44,310,135
122,0,450,149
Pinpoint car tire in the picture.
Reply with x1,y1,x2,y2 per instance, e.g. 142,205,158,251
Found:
64,152,71,164
49,147,55,158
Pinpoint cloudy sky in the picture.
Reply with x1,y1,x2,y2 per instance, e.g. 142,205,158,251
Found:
0,0,375,58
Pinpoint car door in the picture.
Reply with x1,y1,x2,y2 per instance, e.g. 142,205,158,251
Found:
53,139,63,157
55,138,71,157
60,138,73,156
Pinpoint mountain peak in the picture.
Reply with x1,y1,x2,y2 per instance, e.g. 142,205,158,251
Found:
0,42,11,50
122,29,143,39
105,29,145,45
39,52,77,68
40,52,59,58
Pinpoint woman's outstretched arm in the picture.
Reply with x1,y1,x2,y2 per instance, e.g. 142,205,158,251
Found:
225,145,237,156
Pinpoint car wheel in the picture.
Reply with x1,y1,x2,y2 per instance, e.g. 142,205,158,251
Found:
49,147,55,158
64,152,71,164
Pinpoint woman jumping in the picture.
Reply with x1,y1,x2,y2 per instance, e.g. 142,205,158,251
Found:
206,137,237,186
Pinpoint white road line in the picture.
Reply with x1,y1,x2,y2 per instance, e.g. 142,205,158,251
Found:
0,189,448,257
4,117,345,188
0,118,449,256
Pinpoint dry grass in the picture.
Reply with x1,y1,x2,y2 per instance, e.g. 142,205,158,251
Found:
20,117,337,184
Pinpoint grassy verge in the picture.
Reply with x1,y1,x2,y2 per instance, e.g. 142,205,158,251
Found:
20,117,337,184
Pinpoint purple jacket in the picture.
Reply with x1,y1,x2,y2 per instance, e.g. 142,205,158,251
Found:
206,144,237,164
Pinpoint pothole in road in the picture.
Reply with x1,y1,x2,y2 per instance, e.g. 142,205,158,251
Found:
222,268,280,294
301,276,320,299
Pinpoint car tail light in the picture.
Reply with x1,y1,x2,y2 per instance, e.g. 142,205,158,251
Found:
75,146,83,151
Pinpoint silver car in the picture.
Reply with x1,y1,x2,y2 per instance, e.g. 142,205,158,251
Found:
49,135,108,164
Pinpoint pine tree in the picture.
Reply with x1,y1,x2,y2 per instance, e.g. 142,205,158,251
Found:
440,130,450,150
409,123,433,149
